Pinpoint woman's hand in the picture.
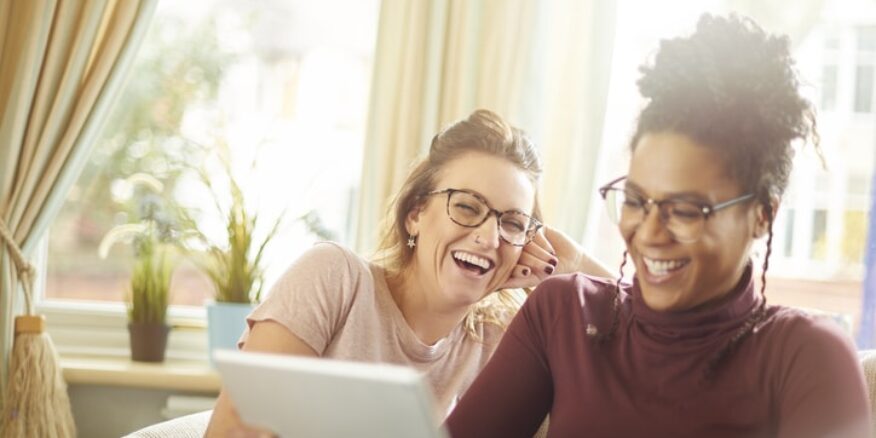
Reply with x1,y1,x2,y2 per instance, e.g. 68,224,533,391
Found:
500,227,557,290
228,424,277,438
205,321,318,438
500,226,613,290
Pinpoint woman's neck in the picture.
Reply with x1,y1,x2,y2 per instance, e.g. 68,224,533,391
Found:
386,268,470,346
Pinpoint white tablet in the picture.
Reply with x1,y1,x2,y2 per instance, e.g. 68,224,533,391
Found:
213,349,448,438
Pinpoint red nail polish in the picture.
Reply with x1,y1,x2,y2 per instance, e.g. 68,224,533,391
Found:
549,258,558,267
544,266,554,275
522,268,530,276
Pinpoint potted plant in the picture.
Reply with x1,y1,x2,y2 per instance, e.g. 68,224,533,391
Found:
99,174,184,362
189,155,283,364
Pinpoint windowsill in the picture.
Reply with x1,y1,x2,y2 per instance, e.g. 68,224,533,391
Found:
61,354,221,393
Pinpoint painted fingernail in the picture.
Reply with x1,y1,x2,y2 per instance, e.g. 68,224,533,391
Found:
544,266,554,275
522,268,530,276
548,258,558,267
550,249,557,256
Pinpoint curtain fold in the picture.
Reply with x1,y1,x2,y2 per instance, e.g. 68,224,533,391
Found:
354,0,532,253
354,0,617,253
0,0,157,398
528,0,617,238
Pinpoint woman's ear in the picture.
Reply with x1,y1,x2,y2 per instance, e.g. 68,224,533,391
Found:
753,197,779,239
405,202,425,237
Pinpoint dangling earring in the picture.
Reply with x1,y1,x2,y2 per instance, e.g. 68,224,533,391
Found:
407,234,417,248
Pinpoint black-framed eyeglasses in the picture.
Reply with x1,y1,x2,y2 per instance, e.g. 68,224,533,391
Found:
598,176,754,243
425,188,542,247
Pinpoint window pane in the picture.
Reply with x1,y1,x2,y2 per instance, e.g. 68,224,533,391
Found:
858,26,876,52
811,209,828,260
843,210,868,264
46,0,379,307
822,64,838,110
783,208,795,257
854,64,874,112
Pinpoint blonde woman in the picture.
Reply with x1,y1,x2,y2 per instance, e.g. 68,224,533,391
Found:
206,109,610,436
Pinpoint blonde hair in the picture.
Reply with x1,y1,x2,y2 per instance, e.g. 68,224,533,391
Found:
374,109,542,338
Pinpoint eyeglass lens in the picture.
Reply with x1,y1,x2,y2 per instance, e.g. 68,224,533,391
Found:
447,191,533,245
604,190,705,242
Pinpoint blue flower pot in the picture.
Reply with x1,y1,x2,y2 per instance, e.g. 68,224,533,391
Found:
206,301,254,366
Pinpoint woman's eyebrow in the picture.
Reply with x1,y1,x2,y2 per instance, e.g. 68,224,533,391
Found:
458,187,532,214
624,180,711,203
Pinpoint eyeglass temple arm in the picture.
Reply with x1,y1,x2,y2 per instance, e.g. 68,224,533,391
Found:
599,176,627,196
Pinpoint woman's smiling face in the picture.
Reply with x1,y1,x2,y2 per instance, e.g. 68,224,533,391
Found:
622,131,766,312
405,151,536,310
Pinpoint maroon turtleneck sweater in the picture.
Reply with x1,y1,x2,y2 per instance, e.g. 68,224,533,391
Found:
445,266,871,438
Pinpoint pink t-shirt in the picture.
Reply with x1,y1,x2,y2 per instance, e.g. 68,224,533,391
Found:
239,242,509,416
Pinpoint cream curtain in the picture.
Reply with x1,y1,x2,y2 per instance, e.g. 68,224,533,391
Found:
354,0,617,253
354,0,538,253
526,0,617,238
0,0,156,393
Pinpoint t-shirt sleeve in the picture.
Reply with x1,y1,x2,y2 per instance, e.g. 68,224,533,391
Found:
444,283,557,438
775,315,872,438
238,242,361,355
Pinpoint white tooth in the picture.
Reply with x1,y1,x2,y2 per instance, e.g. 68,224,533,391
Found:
454,251,490,270
643,257,684,275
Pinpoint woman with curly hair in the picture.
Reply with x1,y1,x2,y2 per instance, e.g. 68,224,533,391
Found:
445,15,871,438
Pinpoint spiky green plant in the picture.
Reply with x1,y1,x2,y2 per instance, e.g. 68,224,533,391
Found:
128,237,172,324
191,152,283,304
98,173,186,324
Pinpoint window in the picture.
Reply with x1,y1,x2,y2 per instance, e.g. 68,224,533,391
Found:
41,1,876,354
43,1,379,321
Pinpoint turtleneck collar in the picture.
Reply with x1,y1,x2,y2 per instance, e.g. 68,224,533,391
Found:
629,262,759,345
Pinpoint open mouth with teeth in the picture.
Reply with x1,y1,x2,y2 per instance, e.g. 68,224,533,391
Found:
452,250,494,276
642,256,690,276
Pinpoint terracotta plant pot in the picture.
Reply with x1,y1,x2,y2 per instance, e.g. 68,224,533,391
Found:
128,322,171,362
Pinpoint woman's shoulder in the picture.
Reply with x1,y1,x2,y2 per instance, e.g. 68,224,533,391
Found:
290,241,370,273
529,273,620,307
765,305,852,340
299,241,364,263
270,241,373,294
761,304,858,364
521,273,623,328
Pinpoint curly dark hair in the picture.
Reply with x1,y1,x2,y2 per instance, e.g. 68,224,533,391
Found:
631,14,819,201
601,14,823,379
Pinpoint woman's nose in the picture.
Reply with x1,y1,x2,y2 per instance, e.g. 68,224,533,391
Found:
474,214,501,248
634,205,673,244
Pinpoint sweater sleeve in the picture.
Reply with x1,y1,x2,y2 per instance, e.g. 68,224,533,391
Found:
445,286,556,438
239,242,360,355
775,315,872,438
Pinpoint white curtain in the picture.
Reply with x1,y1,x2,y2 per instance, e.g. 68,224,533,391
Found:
354,0,617,253
0,0,157,392
524,0,617,238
